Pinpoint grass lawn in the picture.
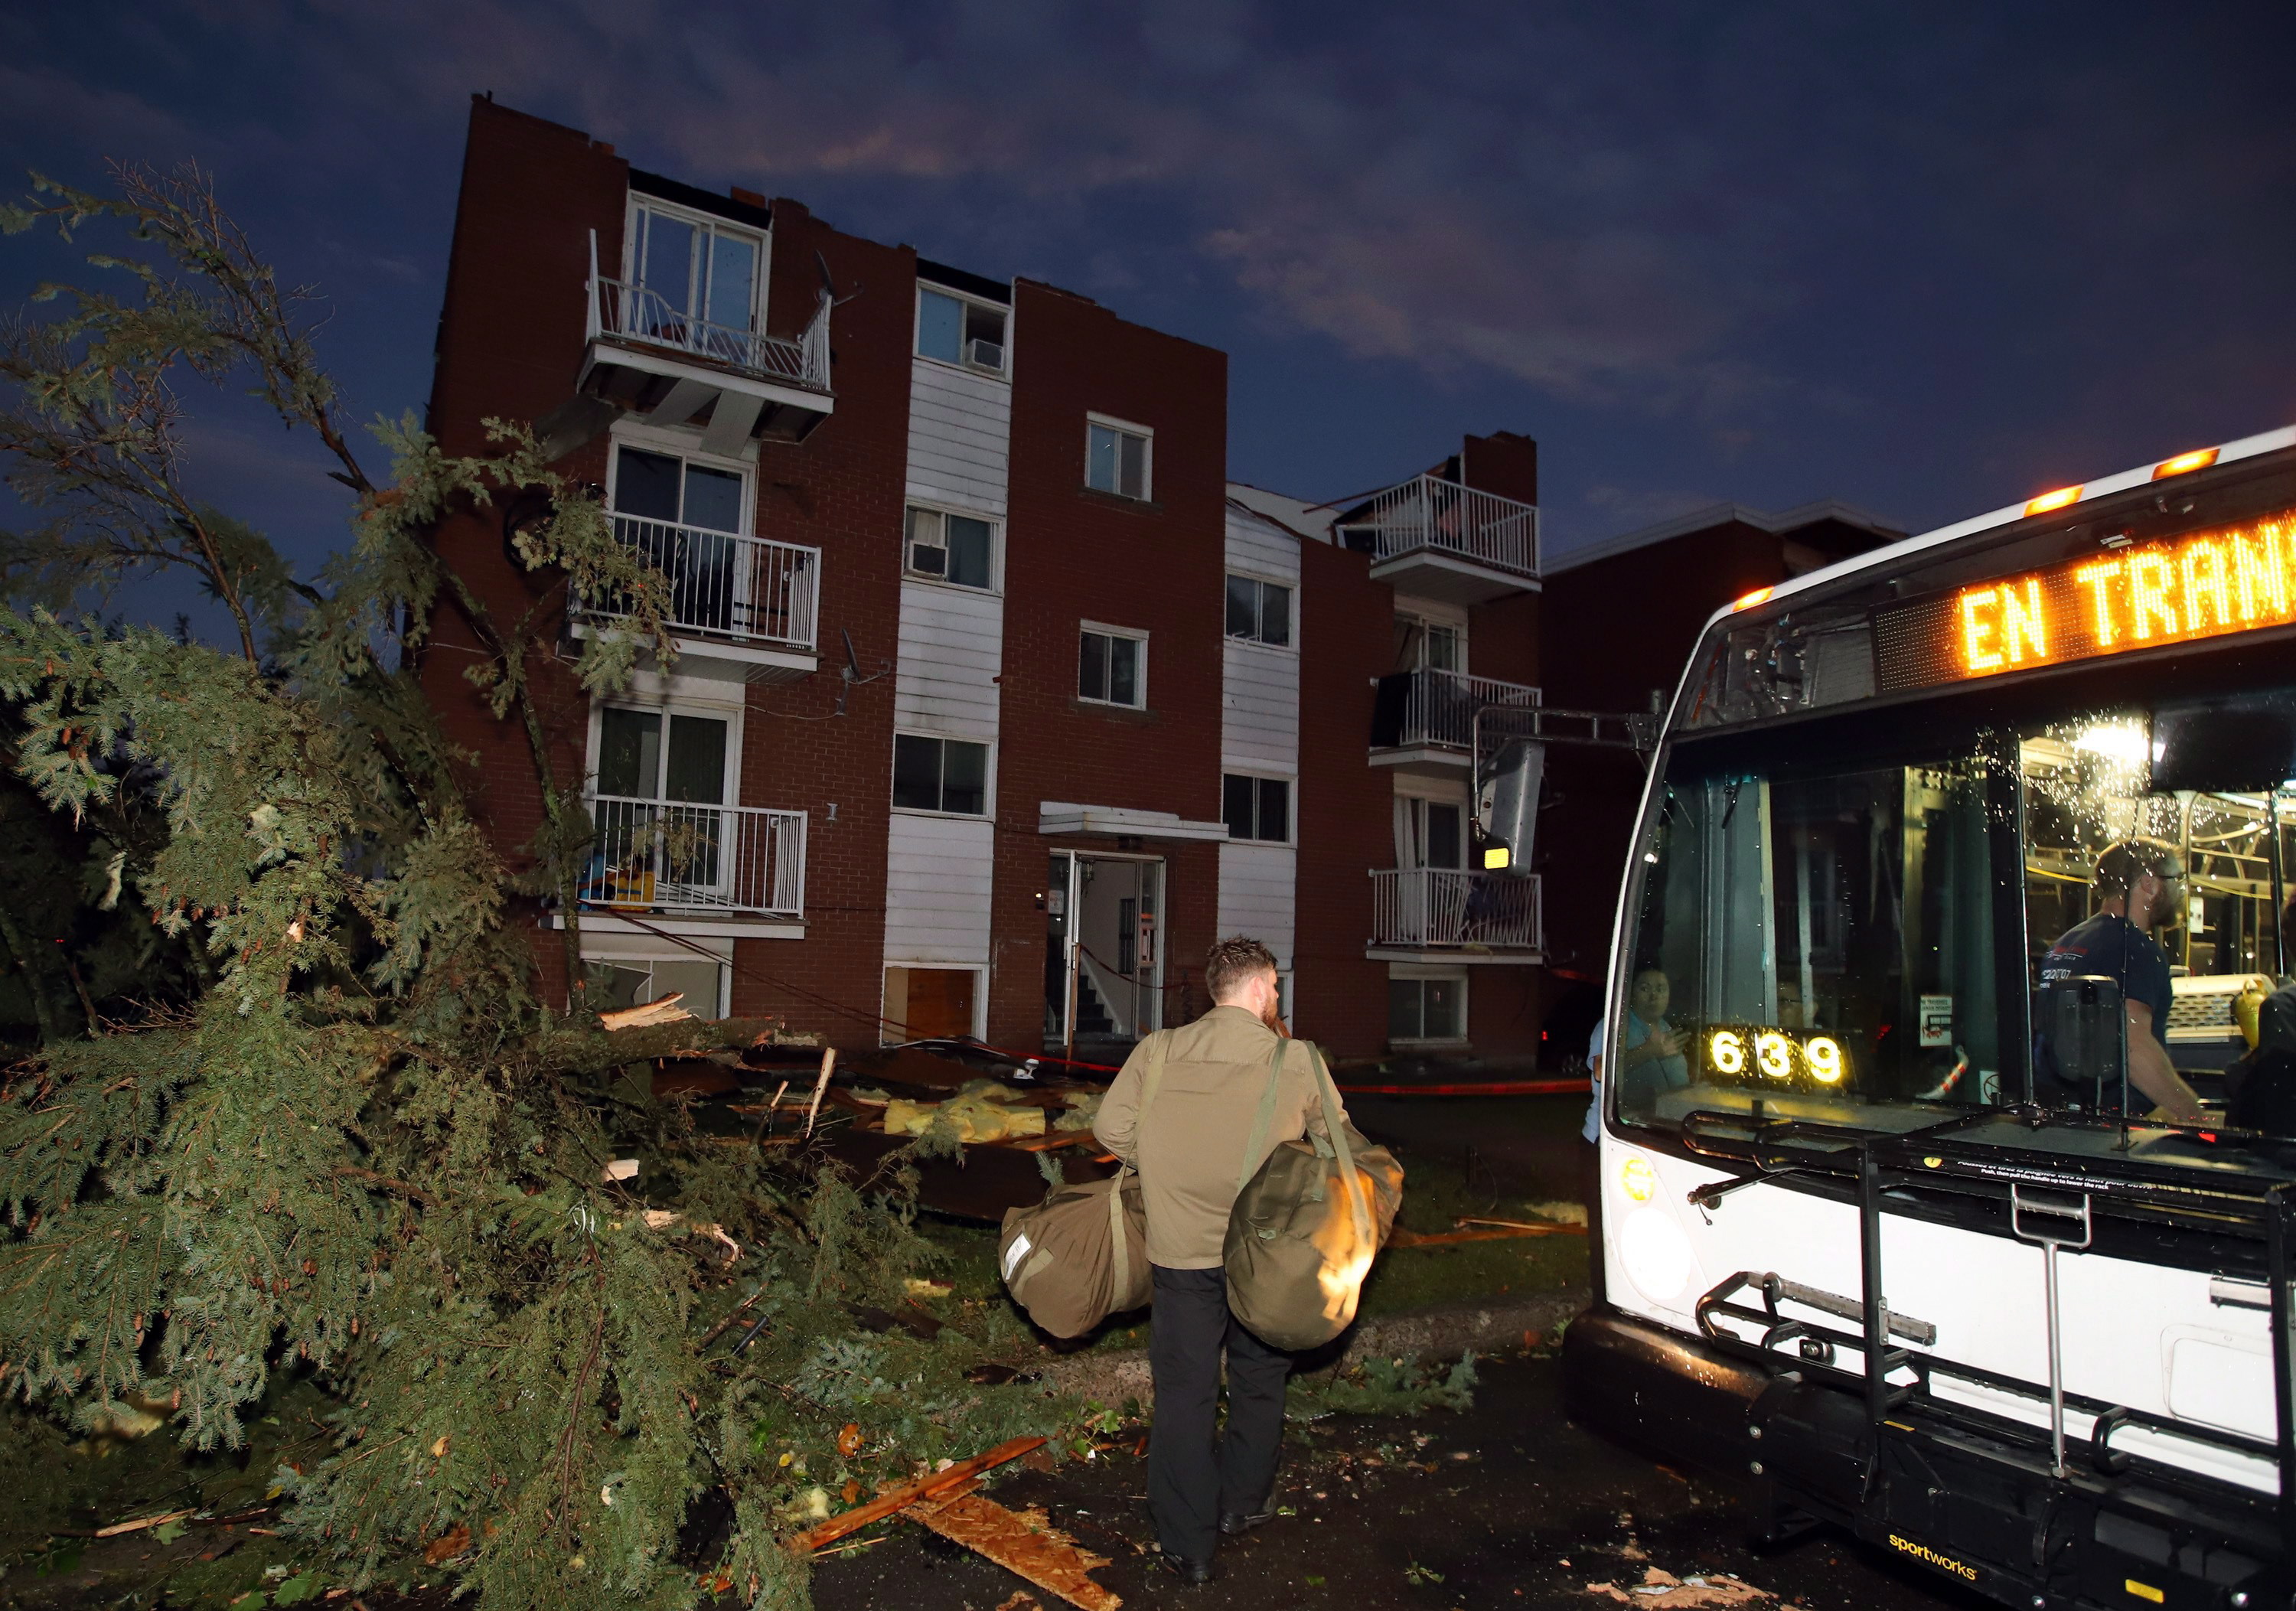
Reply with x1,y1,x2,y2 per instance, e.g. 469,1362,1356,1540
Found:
915,1093,1591,1356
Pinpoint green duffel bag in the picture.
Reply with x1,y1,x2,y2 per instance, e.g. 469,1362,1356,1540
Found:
1224,1039,1404,1351
996,1035,1166,1338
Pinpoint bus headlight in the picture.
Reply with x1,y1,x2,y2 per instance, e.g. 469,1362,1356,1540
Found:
1617,1206,1695,1306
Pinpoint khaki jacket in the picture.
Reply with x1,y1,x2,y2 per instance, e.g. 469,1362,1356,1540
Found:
1092,1006,1339,1270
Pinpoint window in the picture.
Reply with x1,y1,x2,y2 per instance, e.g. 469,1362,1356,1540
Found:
1399,796,1464,869
1393,611,1465,673
1078,626,1146,709
905,507,996,590
608,444,752,634
587,705,738,907
892,734,989,816
589,957,727,1019
597,706,729,804
1085,417,1151,501
917,287,1007,373
612,445,745,533
629,202,761,341
1222,773,1291,843
1225,575,1293,647
883,965,982,1042
1389,973,1466,1042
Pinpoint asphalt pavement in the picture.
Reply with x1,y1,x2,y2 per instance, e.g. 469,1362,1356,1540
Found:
813,1349,1993,1611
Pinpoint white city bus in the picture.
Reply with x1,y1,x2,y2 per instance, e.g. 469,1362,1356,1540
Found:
1562,426,2295,1611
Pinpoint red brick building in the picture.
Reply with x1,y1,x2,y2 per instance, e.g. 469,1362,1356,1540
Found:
1533,501,1902,1054
422,98,1557,1064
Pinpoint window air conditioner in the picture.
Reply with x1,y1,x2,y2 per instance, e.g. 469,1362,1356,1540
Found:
968,338,1005,371
909,540,948,577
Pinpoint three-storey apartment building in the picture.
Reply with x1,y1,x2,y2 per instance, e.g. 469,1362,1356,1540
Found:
422,98,1551,1063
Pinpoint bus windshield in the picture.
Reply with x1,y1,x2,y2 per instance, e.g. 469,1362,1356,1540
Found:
1618,667,2296,1153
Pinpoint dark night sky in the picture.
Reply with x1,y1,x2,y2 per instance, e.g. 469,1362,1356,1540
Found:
5,1,2294,619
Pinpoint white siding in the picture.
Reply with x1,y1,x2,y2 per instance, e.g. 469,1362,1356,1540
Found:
1218,502,1303,973
906,362,1011,517
1226,513,1302,586
1221,645,1296,773
895,581,1003,735
1218,842,1296,970
884,345,1012,971
885,813,996,964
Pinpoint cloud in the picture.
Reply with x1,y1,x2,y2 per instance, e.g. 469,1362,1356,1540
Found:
87,0,1801,409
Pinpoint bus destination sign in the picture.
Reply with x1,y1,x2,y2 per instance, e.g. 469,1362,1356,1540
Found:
1874,510,2296,693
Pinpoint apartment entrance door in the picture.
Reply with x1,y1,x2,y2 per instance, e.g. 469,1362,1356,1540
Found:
1043,851,1164,1058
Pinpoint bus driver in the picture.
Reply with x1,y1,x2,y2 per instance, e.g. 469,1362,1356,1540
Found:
2036,840,2206,1124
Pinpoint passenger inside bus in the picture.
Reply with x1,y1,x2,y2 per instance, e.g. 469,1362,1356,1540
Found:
1609,966,1691,1111
2033,841,2206,1123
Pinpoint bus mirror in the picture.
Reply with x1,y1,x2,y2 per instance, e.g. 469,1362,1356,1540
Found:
2151,694,2296,792
1476,739,1544,878
2051,974,2125,1094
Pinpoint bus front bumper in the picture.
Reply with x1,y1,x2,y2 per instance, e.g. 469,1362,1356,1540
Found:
1561,1306,2290,1611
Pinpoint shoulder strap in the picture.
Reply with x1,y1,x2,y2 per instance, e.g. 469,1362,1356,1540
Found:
1235,1037,1289,1192
1107,1031,1169,1304
1304,1041,1373,1249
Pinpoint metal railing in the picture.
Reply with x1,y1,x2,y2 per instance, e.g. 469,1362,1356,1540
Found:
1336,474,1540,577
581,794,806,918
1371,869,1542,951
581,515,820,652
588,231,833,394
1372,667,1541,751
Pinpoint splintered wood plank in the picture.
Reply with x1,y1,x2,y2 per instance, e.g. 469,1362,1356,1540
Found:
908,1490,1121,1611
791,1435,1045,1553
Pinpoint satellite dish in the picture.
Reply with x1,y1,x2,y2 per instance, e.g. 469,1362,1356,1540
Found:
815,249,859,307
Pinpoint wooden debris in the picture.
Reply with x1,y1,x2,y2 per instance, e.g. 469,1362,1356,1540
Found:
908,1487,1120,1611
792,1434,1045,1554
601,992,693,1031
1586,1565,1770,1606
1457,1214,1588,1236
1389,1221,1586,1247
995,1593,1045,1611
93,1508,193,1538
804,1046,837,1137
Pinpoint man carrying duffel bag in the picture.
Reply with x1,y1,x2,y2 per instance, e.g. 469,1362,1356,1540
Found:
1092,938,1352,1584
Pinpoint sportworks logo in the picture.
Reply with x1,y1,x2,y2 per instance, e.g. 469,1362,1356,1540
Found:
1888,1534,1979,1582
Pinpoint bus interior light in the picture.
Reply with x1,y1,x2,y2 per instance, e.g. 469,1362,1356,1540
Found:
2025,484,2085,517
2152,448,2219,479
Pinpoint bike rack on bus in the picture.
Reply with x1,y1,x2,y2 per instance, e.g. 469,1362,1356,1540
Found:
1684,1126,2295,1549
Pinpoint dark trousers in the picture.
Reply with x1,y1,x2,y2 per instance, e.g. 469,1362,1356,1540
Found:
1147,1264,1292,1560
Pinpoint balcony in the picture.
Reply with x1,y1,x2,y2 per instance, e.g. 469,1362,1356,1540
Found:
580,794,807,924
1369,668,1541,775
1369,869,1542,962
1335,474,1540,605
578,230,834,454
573,516,820,683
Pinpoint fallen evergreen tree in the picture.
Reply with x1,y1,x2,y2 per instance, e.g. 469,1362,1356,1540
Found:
0,165,1067,1610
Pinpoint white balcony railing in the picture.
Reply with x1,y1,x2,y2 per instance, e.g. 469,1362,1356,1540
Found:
1375,668,1541,751
582,794,806,918
1371,869,1542,951
587,233,832,395
581,515,820,653
1336,474,1540,578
